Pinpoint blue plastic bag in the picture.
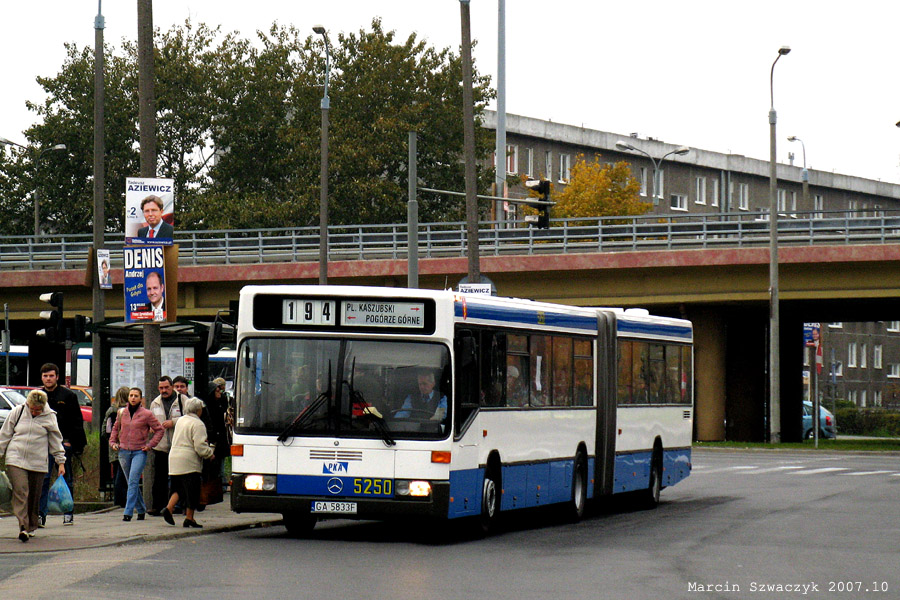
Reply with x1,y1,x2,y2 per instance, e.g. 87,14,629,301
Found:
47,475,74,514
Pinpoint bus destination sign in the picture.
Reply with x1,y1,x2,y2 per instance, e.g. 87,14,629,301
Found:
341,301,425,328
282,299,336,326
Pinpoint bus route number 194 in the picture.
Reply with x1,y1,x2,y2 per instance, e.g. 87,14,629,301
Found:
283,299,335,326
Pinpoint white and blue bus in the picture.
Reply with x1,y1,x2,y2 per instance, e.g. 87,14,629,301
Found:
230,285,693,534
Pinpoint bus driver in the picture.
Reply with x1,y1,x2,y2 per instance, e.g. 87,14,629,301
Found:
395,371,446,421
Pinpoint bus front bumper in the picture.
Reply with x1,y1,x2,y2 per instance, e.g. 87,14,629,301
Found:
231,474,452,520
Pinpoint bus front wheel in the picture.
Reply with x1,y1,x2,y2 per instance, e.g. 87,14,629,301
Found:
641,451,662,509
283,511,317,536
478,468,500,535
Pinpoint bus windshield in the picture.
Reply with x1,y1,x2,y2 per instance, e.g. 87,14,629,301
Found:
235,337,451,441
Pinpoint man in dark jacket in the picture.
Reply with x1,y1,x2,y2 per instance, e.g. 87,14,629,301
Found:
38,363,86,526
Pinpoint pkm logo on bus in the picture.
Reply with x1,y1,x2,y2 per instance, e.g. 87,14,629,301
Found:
323,461,349,475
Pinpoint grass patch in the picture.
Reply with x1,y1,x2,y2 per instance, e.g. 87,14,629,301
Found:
696,438,900,452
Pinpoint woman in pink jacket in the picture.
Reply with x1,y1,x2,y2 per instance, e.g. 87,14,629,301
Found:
110,388,164,521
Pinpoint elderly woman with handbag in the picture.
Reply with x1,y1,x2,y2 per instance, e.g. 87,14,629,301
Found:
0,390,66,542
161,397,214,528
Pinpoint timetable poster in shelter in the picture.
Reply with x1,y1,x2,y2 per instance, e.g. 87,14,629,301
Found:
125,177,175,246
124,246,167,323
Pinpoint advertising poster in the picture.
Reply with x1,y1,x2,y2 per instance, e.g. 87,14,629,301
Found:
124,246,167,323
97,248,112,290
125,177,175,245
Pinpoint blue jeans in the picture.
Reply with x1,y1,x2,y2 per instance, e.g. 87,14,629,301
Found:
119,449,149,517
39,446,74,518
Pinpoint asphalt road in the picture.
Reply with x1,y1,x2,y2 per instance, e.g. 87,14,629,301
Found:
1,448,898,600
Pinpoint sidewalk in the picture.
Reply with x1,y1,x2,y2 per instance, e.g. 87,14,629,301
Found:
0,495,282,554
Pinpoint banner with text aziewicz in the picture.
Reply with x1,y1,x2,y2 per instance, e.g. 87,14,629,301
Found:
124,246,167,323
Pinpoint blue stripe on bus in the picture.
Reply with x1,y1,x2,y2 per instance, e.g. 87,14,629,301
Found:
454,302,598,331
617,319,692,340
613,448,692,493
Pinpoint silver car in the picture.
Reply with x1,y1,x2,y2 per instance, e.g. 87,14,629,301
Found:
0,387,27,427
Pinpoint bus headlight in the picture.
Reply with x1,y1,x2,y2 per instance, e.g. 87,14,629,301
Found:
244,474,276,492
395,480,432,497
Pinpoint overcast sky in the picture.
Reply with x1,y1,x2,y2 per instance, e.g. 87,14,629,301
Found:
3,1,899,183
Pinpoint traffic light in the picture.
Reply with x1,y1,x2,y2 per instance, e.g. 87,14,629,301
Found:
73,315,90,343
37,292,63,342
525,179,551,229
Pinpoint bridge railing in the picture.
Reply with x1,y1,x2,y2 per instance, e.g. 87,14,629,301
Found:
3,209,900,271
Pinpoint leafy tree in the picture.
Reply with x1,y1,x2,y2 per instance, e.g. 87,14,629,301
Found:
1,18,495,234
550,154,651,220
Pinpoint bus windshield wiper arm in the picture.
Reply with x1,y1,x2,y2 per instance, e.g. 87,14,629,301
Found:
277,361,332,442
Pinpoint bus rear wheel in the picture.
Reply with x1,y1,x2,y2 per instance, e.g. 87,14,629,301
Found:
283,511,317,536
641,451,662,509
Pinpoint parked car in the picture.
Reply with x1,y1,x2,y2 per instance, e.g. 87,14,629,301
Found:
0,387,28,427
803,400,836,439
71,386,93,423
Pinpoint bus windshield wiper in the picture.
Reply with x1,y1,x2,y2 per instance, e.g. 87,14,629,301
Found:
277,362,332,442
349,386,395,447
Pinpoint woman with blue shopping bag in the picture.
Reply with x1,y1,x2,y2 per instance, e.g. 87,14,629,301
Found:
110,388,164,521
0,390,66,542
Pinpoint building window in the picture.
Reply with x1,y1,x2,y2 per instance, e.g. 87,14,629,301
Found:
777,189,787,213
813,194,824,219
545,151,553,180
849,200,858,213
829,322,843,329
525,148,534,178
889,364,900,379
640,167,648,196
506,144,518,175
695,177,706,205
860,390,867,407
558,154,571,183
835,361,843,378
888,321,900,332
670,194,688,211
737,183,749,210
875,344,883,369
847,342,857,367
860,343,867,369
875,390,882,406
658,169,665,199
711,179,720,207
790,191,797,216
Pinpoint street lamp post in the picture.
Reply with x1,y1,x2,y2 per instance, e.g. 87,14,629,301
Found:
313,25,331,286
0,137,67,237
614,140,690,206
769,46,790,443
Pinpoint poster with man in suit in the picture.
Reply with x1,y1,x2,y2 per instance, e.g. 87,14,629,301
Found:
125,177,175,245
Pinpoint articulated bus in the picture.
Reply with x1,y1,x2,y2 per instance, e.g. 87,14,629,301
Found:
230,285,693,534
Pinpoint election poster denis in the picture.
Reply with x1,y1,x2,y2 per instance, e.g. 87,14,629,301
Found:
124,246,167,323
125,177,175,246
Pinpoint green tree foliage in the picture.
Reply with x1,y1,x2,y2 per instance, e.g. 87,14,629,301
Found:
552,154,650,219
0,18,495,234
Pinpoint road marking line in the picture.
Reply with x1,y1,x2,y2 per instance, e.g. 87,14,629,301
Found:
748,466,805,474
843,470,893,476
793,467,849,475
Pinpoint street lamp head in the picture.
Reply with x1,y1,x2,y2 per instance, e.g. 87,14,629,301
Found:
51,144,67,152
673,146,690,156
615,141,636,152
778,46,791,56
787,136,799,142
312,25,326,35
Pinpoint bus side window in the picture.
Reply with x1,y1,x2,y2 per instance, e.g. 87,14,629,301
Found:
454,330,479,433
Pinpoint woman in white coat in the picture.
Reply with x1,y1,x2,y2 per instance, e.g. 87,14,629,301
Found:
161,397,214,528
0,390,66,542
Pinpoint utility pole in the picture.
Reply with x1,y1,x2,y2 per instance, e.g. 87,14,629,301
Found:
138,0,161,401
91,0,106,432
460,0,480,284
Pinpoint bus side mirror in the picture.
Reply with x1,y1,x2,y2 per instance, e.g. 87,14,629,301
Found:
207,319,223,355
